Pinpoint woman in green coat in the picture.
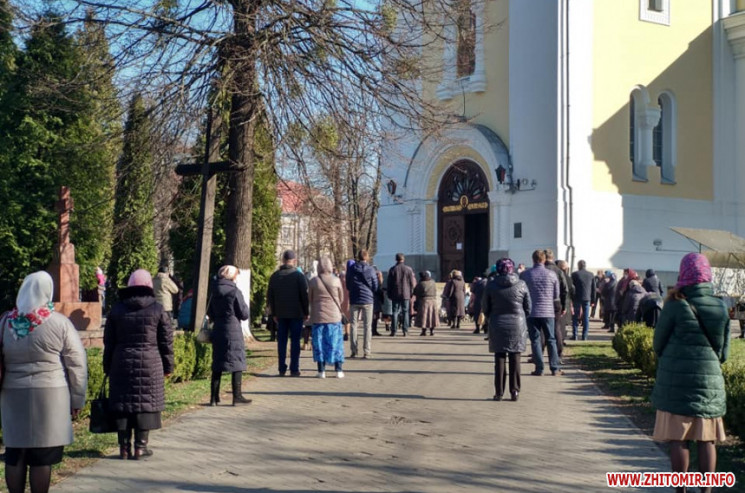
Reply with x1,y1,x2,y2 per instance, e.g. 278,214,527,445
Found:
651,253,730,493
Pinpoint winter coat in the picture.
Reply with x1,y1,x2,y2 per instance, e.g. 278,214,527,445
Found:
309,274,343,324
571,269,597,304
636,293,663,328
153,272,179,312
346,261,379,305
482,274,531,353
445,276,466,318
545,261,568,313
267,265,310,319
1,312,87,448
643,270,665,296
520,264,559,318
651,283,730,418
620,282,646,326
469,278,487,316
413,279,438,328
601,277,618,311
104,286,174,413
208,278,250,373
387,262,417,301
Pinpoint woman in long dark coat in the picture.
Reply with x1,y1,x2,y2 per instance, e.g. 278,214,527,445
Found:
445,270,466,328
208,265,251,406
413,271,438,336
481,258,531,402
104,269,174,460
601,271,618,332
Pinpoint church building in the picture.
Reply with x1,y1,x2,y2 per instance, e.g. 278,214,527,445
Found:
377,0,745,282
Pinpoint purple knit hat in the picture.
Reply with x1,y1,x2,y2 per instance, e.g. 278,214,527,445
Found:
496,258,515,276
128,269,153,288
675,253,712,289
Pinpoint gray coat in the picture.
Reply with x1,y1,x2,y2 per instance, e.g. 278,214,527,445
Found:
209,278,251,372
445,276,466,318
482,274,531,353
1,312,87,448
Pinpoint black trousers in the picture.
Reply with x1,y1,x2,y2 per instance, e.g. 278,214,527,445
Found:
494,352,521,398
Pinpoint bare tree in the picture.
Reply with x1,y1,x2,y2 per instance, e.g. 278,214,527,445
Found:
9,0,465,270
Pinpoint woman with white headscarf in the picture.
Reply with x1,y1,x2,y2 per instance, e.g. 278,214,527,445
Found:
1,271,87,493
207,265,251,406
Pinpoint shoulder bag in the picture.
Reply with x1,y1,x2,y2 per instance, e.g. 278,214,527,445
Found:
196,291,214,344
318,275,349,325
89,376,117,434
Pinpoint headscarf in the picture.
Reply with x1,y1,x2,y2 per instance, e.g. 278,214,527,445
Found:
128,269,153,288
496,258,515,276
676,252,712,289
604,270,613,277
627,268,639,281
218,265,239,280
8,271,55,340
318,257,333,275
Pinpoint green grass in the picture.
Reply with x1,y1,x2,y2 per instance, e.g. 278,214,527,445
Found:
569,339,745,492
0,337,276,491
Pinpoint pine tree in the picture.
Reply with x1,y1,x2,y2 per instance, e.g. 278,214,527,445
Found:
107,94,158,293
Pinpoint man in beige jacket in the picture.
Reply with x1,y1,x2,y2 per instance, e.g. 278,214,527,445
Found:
153,266,179,322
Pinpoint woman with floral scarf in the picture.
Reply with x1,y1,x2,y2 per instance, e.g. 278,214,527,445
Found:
0,271,87,493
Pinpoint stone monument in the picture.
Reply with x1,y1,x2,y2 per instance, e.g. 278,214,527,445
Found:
48,186,103,343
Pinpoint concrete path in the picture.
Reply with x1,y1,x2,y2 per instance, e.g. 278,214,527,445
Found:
54,321,668,492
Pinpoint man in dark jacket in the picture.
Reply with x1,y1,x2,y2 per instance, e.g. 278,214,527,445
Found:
267,250,309,376
469,276,487,334
571,260,597,340
387,253,417,336
346,249,379,358
520,250,561,376
642,269,665,297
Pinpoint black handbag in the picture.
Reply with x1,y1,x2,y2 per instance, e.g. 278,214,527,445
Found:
89,377,116,434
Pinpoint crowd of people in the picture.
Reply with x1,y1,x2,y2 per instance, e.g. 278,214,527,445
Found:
0,249,733,493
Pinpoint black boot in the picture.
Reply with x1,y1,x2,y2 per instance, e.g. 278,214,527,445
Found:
133,430,153,460
210,371,221,406
232,371,252,405
430,328,434,336
420,329,426,336
117,430,132,460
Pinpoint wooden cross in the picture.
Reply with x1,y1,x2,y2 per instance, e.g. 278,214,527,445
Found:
175,108,245,331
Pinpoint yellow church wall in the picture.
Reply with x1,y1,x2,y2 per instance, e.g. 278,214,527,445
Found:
420,0,510,145
591,2,713,200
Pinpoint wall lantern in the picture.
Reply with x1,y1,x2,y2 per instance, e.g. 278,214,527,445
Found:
386,179,397,196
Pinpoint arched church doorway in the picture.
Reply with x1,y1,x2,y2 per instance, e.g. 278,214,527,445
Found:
438,160,490,281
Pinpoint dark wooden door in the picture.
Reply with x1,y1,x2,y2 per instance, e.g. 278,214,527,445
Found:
440,214,465,281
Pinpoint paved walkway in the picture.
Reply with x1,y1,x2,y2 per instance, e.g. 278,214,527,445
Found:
55,321,667,492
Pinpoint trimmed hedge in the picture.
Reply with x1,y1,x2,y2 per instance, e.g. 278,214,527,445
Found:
612,324,745,441
612,323,657,378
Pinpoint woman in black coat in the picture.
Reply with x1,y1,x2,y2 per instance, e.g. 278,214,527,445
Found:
104,269,174,460
601,271,618,332
481,258,531,402
208,265,251,406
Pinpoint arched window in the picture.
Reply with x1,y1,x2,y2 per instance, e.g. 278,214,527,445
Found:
629,85,660,182
652,97,663,167
456,6,476,78
657,91,677,184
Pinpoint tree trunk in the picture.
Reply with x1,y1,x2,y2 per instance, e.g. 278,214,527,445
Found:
224,0,259,341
